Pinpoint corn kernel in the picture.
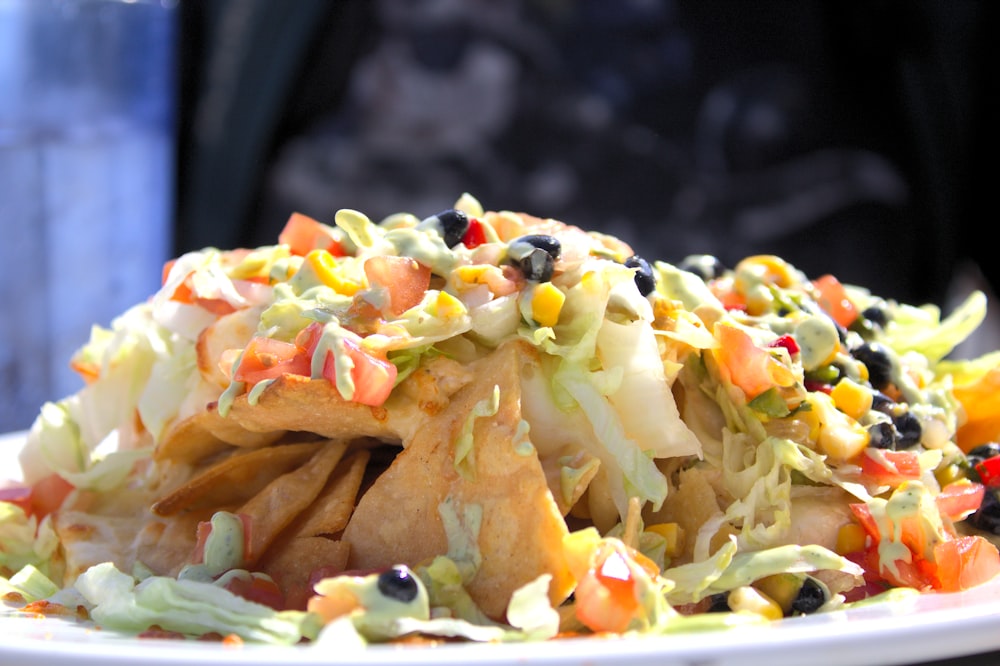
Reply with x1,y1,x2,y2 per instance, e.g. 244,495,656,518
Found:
835,522,867,555
813,392,870,461
431,291,466,319
531,282,565,328
753,574,802,614
454,265,492,284
645,522,686,558
726,586,784,621
830,377,874,421
304,249,361,295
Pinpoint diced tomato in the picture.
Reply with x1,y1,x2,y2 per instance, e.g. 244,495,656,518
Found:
708,278,747,312
858,449,923,487
460,218,488,249
935,482,986,522
232,337,311,385
0,484,33,516
713,324,797,400
168,272,238,316
975,456,1000,488
321,338,397,407
278,212,345,257
933,535,1000,592
363,256,431,316
768,334,800,355
0,475,73,520
29,474,74,519
224,573,286,611
812,274,858,328
848,490,1000,593
575,548,642,634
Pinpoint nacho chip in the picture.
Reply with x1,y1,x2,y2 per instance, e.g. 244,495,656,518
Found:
341,341,574,619
260,537,351,611
239,439,350,564
150,440,324,517
154,407,285,464
283,449,371,539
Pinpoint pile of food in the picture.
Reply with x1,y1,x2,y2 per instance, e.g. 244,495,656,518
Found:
3,194,1000,645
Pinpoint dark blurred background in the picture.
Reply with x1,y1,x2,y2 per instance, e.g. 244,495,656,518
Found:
173,0,996,312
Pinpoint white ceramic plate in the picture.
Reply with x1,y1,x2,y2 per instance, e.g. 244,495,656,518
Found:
2,429,1000,666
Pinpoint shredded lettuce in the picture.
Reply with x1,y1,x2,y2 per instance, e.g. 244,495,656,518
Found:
74,562,319,644
882,290,986,363
665,538,862,604
0,505,60,581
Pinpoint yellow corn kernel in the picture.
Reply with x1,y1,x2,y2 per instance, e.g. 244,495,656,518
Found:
830,377,874,421
531,282,565,328
835,522,867,555
813,392,870,461
735,254,796,288
726,586,784,621
430,291,466,320
304,249,361,295
454,264,492,284
645,522,686,559
753,574,802,614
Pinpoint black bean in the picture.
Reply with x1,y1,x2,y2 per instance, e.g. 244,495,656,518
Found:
892,411,922,449
967,443,1000,468
706,592,730,612
419,208,470,248
867,421,898,450
677,254,725,282
789,577,827,615
969,490,1000,535
376,565,420,603
870,391,897,415
861,305,889,329
508,234,561,282
851,343,894,391
624,255,656,296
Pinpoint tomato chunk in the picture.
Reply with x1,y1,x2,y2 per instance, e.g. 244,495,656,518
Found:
233,337,311,385
0,484,33,516
935,482,985,522
859,449,922,487
363,256,431,316
321,338,397,407
812,274,858,327
934,535,1000,592
30,474,75,519
279,212,345,257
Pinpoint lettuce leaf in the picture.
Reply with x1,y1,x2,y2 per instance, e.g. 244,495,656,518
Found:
75,562,319,644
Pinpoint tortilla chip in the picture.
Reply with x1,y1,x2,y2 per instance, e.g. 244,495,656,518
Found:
222,355,473,446
341,341,573,619
260,537,351,611
155,407,286,464
196,306,263,388
239,440,349,564
150,441,324,517
283,449,371,539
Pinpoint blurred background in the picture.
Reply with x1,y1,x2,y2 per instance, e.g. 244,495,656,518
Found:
1,0,996,433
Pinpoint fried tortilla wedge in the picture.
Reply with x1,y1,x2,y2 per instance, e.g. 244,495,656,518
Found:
238,439,350,565
222,354,474,446
283,449,371,539
260,537,351,611
150,440,325,517
154,407,286,464
341,341,574,620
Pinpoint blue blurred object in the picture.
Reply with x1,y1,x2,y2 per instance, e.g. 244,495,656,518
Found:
0,0,178,432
